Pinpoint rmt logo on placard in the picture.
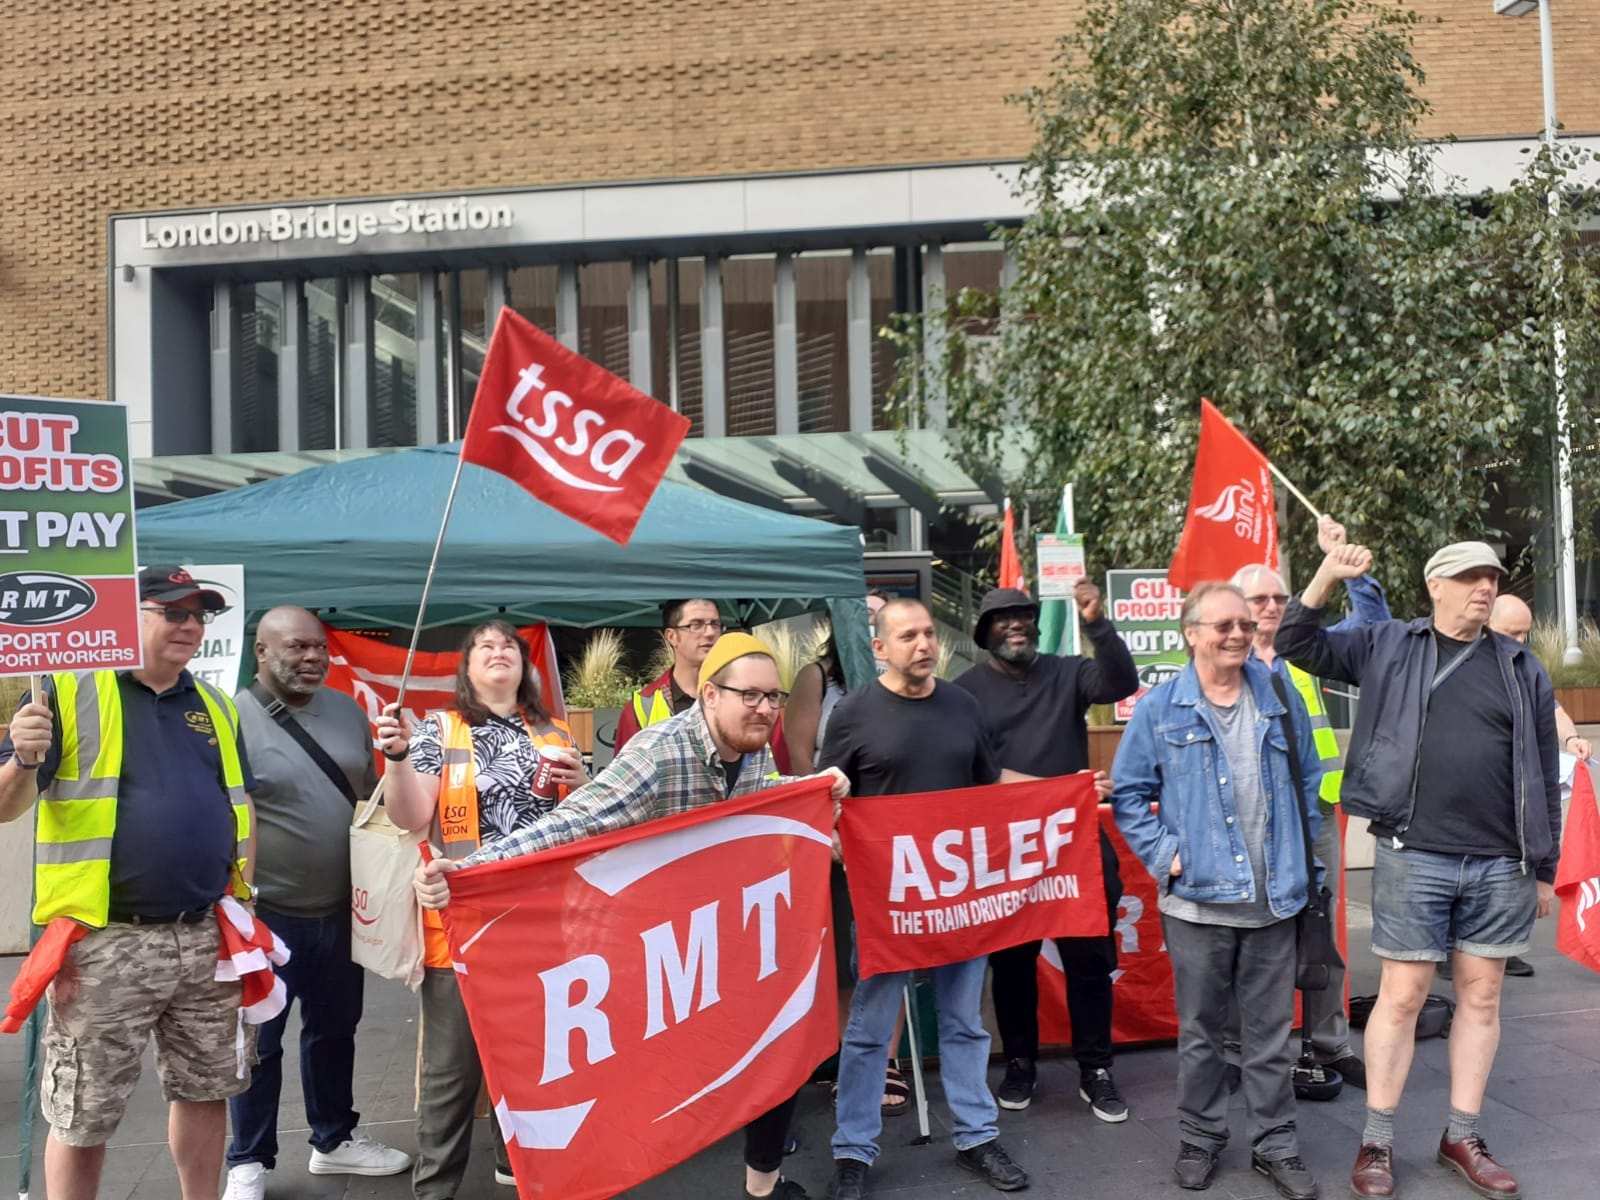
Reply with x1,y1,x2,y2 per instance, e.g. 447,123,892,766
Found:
0,572,95,625
489,361,648,494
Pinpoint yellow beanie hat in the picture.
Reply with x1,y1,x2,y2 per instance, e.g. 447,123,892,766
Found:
697,632,776,692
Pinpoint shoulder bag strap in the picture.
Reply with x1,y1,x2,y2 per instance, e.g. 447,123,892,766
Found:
1268,672,1321,908
1431,637,1478,693
247,679,361,807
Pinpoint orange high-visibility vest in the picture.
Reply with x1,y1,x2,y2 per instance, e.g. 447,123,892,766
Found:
421,709,574,968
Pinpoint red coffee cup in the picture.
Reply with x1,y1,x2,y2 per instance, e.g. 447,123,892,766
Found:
530,744,566,802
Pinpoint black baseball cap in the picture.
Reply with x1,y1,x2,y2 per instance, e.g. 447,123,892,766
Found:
138,564,228,611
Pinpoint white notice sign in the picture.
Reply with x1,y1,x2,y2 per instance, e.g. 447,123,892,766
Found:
1036,534,1086,601
185,564,247,692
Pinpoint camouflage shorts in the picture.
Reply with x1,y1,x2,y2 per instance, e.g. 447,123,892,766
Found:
42,919,254,1146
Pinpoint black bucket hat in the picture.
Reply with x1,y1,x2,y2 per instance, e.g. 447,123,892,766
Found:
973,587,1040,652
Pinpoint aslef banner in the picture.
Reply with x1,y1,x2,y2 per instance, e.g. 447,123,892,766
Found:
438,777,838,1200
0,395,141,677
839,775,1107,978
461,308,691,546
184,564,246,692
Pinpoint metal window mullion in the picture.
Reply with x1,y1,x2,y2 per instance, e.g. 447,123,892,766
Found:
486,265,507,341
700,255,726,438
629,258,653,395
774,251,798,435
343,275,373,449
920,243,947,429
666,259,681,412
556,263,580,352
847,248,873,433
209,281,235,453
278,279,305,451
416,269,441,445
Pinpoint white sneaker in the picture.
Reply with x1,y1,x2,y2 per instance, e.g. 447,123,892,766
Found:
495,1168,517,1185
222,1163,266,1200
307,1131,413,1177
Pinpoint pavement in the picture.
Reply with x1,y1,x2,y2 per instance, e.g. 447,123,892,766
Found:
2,869,1596,1200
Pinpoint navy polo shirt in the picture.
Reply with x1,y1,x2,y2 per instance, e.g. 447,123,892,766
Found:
0,671,257,919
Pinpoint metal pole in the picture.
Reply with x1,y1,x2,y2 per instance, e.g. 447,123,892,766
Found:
1538,0,1581,664
901,984,932,1143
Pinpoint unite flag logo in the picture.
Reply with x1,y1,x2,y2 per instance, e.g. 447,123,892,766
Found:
1167,398,1278,591
461,308,691,545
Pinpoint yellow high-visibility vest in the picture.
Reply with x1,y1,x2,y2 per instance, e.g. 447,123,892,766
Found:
1286,662,1342,803
34,670,251,927
630,685,675,731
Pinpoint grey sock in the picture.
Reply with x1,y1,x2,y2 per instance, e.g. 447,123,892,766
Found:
1446,1107,1480,1143
1363,1106,1397,1147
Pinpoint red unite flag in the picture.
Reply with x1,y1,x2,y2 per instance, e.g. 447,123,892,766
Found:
461,308,691,545
999,499,1027,593
1167,398,1278,590
1556,761,1600,974
438,778,839,1200
839,775,1107,978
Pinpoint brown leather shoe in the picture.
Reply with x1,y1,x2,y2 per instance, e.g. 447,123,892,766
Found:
1351,1143,1395,1198
1437,1133,1521,1198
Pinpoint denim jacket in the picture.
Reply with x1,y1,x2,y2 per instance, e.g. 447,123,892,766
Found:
1110,659,1324,918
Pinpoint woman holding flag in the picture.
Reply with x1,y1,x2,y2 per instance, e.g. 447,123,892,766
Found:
377,619,585,1200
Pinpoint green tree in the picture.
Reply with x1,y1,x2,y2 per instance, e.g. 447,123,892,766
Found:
891,0,1600,609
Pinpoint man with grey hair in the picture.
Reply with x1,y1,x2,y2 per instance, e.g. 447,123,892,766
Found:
1228,515,1390,1091
1277,541,1561,1200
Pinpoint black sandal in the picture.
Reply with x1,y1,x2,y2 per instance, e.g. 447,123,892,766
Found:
882,1059,911,1116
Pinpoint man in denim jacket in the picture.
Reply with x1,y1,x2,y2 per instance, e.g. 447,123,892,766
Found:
1111,582,1324,1200
1276,541,1559,1200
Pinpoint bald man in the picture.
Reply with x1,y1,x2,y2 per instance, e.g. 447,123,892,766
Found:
223,607,410,1200
1488,596,1590,760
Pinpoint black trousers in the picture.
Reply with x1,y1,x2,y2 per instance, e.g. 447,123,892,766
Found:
743,1090,801,1173
988,828,1123,1072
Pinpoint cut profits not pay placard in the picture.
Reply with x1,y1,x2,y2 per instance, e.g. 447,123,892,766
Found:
0,396,141,676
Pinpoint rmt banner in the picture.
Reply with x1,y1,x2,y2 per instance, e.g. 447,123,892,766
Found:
438,777,838,1200
840,775,1107,978
0,396,141,676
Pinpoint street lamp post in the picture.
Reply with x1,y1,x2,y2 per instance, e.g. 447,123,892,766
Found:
1496,0,1581,663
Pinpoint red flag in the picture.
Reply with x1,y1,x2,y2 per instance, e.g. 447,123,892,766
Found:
838,774,1106,978
321,623,562,770
461,308,690,545
1167,398,1278,590
1556,761,1600,974
999,499,1027,592
438,778,838,1200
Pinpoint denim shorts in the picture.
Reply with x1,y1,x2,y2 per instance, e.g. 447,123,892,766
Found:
1370,840,1537,961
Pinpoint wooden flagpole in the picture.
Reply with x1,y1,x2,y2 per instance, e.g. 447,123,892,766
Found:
1266,461,1321,522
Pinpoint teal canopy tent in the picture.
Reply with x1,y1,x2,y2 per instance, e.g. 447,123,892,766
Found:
135,443,874,686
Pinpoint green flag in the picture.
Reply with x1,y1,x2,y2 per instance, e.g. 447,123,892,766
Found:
1036,487,1081,656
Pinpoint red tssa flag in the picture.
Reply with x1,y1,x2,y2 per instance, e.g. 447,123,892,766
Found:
999,499,1027,593
1167,398,1278,590
438,778,838,1200
1556,761,1600,974
839,774,1107,978
461,308,690,545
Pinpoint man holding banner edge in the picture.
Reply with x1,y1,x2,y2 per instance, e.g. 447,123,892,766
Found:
409,632,849,1200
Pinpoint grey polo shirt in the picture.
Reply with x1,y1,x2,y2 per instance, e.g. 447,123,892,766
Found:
237,684,378,918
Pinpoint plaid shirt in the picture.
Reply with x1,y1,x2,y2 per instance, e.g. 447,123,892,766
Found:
463,702,786,865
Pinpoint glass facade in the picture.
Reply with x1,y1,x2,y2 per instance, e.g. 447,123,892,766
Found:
214,241,1001,454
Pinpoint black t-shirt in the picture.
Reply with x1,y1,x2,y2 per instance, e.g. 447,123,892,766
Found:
1406,631,1520,857
819,679,1000,798
720,756,743,793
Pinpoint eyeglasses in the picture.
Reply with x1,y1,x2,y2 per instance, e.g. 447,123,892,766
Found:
1190,619,1258,635
140,604,216,626
671,619,724,634
1244,593,1289,607
709,682,789,709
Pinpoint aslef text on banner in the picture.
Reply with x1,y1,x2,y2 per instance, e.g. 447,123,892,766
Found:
460,308,691,545
840,774,1108,978
437,776,839,1200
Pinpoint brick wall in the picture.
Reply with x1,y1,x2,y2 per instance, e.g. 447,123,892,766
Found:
2,0,1596,402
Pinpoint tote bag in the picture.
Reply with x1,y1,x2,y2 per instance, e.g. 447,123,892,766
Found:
350,778,427,991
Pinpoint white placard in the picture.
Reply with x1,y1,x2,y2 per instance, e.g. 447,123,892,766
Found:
1036,533,1086,600
186,564,247,692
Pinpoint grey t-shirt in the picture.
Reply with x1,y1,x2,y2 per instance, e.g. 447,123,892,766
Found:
238,684,378,918
1160,686,1276,928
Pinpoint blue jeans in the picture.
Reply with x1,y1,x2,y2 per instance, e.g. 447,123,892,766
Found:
1371,841,1537,961
227,907,363,1169
831,952,998,1165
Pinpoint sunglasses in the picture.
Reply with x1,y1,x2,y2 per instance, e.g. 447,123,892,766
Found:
1245,593,1290,607
140,604,217,626
1191,619,1258,635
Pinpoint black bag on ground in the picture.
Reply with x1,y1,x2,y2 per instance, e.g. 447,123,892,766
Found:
1348,993,1455,1040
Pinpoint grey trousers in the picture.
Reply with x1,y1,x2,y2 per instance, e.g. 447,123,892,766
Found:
414,968,511,1200
1302,800,1351,1058
1164,913,1300,1160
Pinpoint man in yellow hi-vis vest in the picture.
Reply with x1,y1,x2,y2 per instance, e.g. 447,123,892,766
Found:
1234,516,1391,1093
614,598,724,753
0,565,257,1200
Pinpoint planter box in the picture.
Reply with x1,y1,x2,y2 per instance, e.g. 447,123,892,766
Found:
1554,687,1600,724
1088,725,1124,775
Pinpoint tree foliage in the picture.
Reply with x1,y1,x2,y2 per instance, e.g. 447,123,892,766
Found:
890,0,1600,609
